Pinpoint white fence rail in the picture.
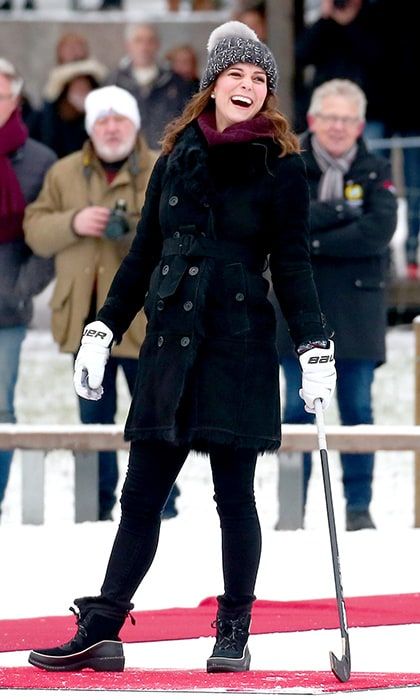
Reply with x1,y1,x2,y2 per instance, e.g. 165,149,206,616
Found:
1,423,420,526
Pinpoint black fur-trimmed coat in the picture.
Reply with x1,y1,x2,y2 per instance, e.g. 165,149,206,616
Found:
98,121,326,453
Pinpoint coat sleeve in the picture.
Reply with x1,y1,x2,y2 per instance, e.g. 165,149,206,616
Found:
14,247,54,299
97,155,166,342
23,163,82,257
310,160,397,258
269,154,328,348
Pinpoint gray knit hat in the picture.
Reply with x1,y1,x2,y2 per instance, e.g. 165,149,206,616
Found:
200,21,278,93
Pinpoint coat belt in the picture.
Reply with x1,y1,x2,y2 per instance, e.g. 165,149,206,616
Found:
158,235,265,300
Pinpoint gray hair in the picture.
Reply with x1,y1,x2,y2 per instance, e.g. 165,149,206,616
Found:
124,23,159,43
308,79,367,121
0,57,24,97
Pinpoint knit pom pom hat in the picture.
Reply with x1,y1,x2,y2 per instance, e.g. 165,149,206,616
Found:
85,85,141,135
200,20,278,93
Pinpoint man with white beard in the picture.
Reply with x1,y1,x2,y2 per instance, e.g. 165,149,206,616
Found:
23,86,162,522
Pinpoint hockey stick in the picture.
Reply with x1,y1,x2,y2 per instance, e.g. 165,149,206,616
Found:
314,398,351,682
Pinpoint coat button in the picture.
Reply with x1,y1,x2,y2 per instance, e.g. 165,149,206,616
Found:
180,336,190,347
183,300,193,311
162,264,169,275
235,292,245,302
173,231,180,238
157,300,165,310
169,196,178,206
188,266,199,276
157,336,164,347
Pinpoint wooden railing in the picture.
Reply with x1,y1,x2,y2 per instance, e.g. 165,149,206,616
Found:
1,423,420,526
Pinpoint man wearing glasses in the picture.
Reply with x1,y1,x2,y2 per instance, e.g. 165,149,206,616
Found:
275,79,397,531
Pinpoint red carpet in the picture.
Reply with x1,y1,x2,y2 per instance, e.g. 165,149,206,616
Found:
1,593,420,653
2,667,420,693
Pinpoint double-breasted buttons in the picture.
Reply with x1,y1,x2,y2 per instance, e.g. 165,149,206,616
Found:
235,293,245,302
180,336,190,347
183,301,193,311
162,264,169,275
173,231,180,238
157,300,165,310
189,266,199,276
157,336,164,347
169,195,178,206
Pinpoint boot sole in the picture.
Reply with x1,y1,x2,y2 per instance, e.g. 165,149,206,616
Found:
207,645,251,673
28,640,124,672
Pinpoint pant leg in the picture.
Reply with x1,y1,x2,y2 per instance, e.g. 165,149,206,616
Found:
0,326,26,505
78,356,134,516
281,355,314,501
335,359,376,511
119,357,181,516
210,445,260,605
100,440,189,608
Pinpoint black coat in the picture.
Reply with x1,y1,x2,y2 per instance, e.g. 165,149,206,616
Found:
98,122,326,453
276,134,397,364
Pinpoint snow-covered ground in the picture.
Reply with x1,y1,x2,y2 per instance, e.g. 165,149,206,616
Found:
0,325,419,698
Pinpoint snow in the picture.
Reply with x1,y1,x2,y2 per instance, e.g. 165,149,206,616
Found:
0,326,420,698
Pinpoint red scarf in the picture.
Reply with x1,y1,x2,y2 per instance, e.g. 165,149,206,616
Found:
0,110,28,244
198,111,274,146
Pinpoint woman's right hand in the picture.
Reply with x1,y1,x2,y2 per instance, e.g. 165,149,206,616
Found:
73,321,113,400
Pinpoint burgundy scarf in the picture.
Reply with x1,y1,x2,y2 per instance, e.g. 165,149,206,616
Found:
198,111,274,146
0,110,28,244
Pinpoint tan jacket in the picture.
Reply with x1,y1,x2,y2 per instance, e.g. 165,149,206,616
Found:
24,138,157,356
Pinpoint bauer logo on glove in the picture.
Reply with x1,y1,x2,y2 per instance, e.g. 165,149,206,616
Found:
74,321,113,401
298,340,336,414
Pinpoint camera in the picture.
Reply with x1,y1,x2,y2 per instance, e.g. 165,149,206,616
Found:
104,199,130,240
333,0,350,8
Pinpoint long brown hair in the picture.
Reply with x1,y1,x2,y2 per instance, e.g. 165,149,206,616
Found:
160,84,300,156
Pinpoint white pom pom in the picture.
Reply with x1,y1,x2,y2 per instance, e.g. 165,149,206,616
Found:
206,21,258,54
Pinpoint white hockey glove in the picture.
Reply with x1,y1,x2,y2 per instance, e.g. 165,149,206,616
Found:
73,321,113,401
298,340,336,414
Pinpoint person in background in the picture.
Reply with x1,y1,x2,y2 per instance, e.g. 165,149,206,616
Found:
232,1,267,41
55,32,90,65
294,0,387,136
165,44,200,93
24,86,157,522
27,21,335,675
0,58,56,520
37,58,107,159
275,79,397,531
104,23,195,150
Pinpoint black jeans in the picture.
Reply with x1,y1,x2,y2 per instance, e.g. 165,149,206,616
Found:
100,441,261,609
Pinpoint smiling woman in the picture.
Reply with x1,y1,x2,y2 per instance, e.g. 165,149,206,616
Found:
27,20,336,679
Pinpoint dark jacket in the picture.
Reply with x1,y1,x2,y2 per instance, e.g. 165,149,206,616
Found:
98,122,326,453
294,4,388,131
104,64,195,150
0,138,56,328
276,133,397,364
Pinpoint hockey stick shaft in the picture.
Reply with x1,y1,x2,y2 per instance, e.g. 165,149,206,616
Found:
314,399,351,682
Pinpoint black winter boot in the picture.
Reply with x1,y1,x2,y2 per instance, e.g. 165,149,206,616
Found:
28,596,133,672
207,597,252,672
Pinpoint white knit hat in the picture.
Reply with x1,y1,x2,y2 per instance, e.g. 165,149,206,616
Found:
200,21,278,93
84,85,141,135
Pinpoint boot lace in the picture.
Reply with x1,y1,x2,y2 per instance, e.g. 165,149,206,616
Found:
211,615,248,652
69,606,88,639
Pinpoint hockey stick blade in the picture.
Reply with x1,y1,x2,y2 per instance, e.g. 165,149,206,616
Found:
330,633,351,682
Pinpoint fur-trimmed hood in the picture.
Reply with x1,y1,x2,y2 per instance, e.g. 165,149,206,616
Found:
43,59,107,102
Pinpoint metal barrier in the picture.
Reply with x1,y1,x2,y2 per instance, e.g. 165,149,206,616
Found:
2,423,420,525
